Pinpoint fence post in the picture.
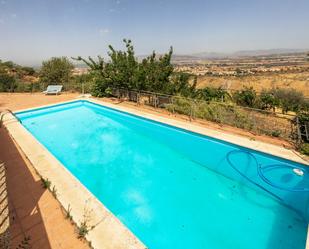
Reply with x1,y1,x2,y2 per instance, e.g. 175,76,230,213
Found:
171,97,175,114
154,94,157,108
137,91,140,105
189,100,193,121
296,116,302,146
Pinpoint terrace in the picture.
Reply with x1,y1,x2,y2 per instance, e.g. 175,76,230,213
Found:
1,92,308,249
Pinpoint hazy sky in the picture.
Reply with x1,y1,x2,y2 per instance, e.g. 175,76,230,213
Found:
0,0,308,65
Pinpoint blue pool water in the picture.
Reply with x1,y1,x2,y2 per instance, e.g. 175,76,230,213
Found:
16,100,309,249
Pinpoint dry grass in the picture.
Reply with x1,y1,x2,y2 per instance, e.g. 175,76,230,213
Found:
197,72,309,96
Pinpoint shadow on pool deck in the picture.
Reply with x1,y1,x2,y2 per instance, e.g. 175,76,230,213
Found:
0,128,89,249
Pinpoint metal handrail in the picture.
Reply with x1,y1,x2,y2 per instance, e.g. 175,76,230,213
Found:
111,87,298,119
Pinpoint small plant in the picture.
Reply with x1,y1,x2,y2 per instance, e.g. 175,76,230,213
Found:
41,177,51,189
78,221,89,238
77,200,95,238
16,236,31,249
271,130,281,137
51,186,57,197
66,204,73,220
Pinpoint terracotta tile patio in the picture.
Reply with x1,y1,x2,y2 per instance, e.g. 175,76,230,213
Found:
0,128,90,249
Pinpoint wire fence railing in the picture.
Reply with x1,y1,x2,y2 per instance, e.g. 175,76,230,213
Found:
109,87,299,142
3,82,307,143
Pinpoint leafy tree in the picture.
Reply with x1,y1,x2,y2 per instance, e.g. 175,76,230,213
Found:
257,89,278,112
21,66,36,76
73,39,194,97
170,72,197,97
273,88,305,113
233,87,257,107
136,48,174,93
1,61,15,69
40,57,74,85
301,100,309,112
73,39,138,94
0,69,16,92
198,87,229,102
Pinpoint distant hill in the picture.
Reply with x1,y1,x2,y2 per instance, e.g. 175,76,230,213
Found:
171,48,309,62
232,48,309,57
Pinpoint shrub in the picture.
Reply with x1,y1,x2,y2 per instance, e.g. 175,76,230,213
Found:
41,177,51,189
271,130,281,137
78,221,89,238
166,97,192,116
257,89,278,111
233,87,257,107
273,88,305,113
0,71,16,92
300,143,309,156
40,57,74,85
66,73,94,93
166,97,253,129
198,87,229,102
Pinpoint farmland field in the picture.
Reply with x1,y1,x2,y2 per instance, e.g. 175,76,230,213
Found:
196,72,309,96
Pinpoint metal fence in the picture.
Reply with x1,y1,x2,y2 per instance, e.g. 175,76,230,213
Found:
296,117,309,143
109,88,299,142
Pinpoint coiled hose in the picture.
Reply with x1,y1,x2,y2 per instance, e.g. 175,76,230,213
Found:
227,150,309,194
226,150,283,201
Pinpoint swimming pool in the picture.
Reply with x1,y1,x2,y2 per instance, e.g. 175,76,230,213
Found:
16,100,309,249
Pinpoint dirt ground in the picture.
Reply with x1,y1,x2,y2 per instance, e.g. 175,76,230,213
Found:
0,92,80,111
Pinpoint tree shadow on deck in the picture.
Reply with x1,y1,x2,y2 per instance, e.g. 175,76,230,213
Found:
0,128,52,248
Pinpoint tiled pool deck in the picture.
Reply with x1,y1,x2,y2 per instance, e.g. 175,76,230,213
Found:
1,95,309,248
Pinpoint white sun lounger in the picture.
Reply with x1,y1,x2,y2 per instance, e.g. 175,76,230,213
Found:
43,85,63,95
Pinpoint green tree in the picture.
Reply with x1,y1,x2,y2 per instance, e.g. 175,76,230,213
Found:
258,89,278,112
198,87,229,102
73,39,138,94
170,72,197,97
135,48,174,93
273,88,305,113
0,69,16,92
233,87,257,107
21,66,36,76
40,57,74,86
73,39,194,97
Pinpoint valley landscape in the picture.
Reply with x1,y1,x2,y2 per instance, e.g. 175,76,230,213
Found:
173,50,309,96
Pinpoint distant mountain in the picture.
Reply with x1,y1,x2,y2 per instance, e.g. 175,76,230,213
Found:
174,48,309,61
232,48,309,57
